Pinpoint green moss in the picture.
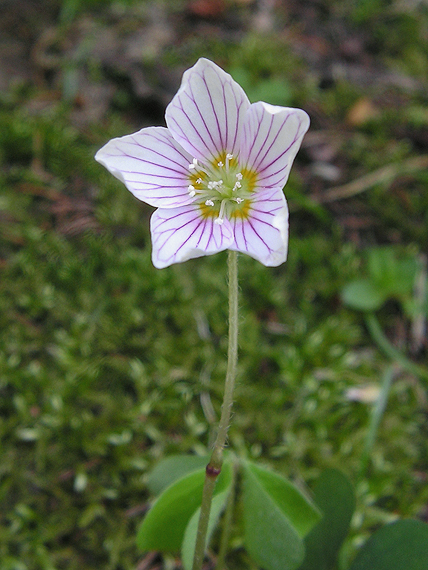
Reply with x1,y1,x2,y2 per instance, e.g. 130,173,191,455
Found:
1,0,428,567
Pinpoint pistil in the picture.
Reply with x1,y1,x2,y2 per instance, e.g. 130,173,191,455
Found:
187,153,255,221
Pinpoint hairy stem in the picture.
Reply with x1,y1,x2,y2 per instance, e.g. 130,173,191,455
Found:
192,251,239,570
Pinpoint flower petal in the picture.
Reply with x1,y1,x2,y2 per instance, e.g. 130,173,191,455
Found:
229,188,289,267
150,205,234,268
95,127,195,208
240,102,310,191
165,58,250,163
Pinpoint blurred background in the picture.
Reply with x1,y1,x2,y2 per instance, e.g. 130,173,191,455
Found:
1,0,427,568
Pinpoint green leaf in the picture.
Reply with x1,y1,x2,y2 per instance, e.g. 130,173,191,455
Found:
147,455,209,496
248,463,321,537
367,247,417,298
367,247,397,288
181,465,233,570
341,279,386,311
243,462,321,570
137,468,205,552
137,460,231,553
298,469,356,570
349,520,428,570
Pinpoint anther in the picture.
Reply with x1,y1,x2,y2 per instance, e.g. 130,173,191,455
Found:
217,161,224,167
236,197,244,204
188,158,198,170
208,180,223,190
205,199,214,206
236,172,243,180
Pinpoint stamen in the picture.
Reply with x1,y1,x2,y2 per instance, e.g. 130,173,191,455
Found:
193,155,249,223
215,199,227,225
208,180,223,190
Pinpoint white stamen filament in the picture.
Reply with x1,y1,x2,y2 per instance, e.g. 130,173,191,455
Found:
187,154,250,223
215,199,227,225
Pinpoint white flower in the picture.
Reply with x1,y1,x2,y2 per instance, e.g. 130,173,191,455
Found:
95,58,309,268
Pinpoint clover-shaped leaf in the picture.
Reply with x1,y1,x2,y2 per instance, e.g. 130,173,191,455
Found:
243,462,321,570
298,469,355,570
349,519,428,570
137,459,232,553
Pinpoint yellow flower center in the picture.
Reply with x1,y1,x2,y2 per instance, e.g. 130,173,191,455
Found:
187,152,257,224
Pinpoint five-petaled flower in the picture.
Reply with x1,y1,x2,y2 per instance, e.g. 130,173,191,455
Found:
95,58,309,268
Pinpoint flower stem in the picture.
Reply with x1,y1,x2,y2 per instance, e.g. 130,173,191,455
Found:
192,251,239,570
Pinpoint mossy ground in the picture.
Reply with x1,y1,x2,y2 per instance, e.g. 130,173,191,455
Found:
1,1,427,568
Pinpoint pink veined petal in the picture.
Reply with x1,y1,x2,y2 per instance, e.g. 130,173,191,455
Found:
95,126,196,208
240,102,310,191
165,58,250,163
150,205,234,269
229,188,289,267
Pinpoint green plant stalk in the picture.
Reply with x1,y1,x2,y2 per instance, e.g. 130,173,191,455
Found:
365,313,428,381
360,365,395,476
192,251,239,570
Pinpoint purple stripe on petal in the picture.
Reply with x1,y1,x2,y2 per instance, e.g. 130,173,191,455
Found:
229,188,289,266
95,126,196,209
239,102,310,192
166,58,250,162
150,204,234,268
